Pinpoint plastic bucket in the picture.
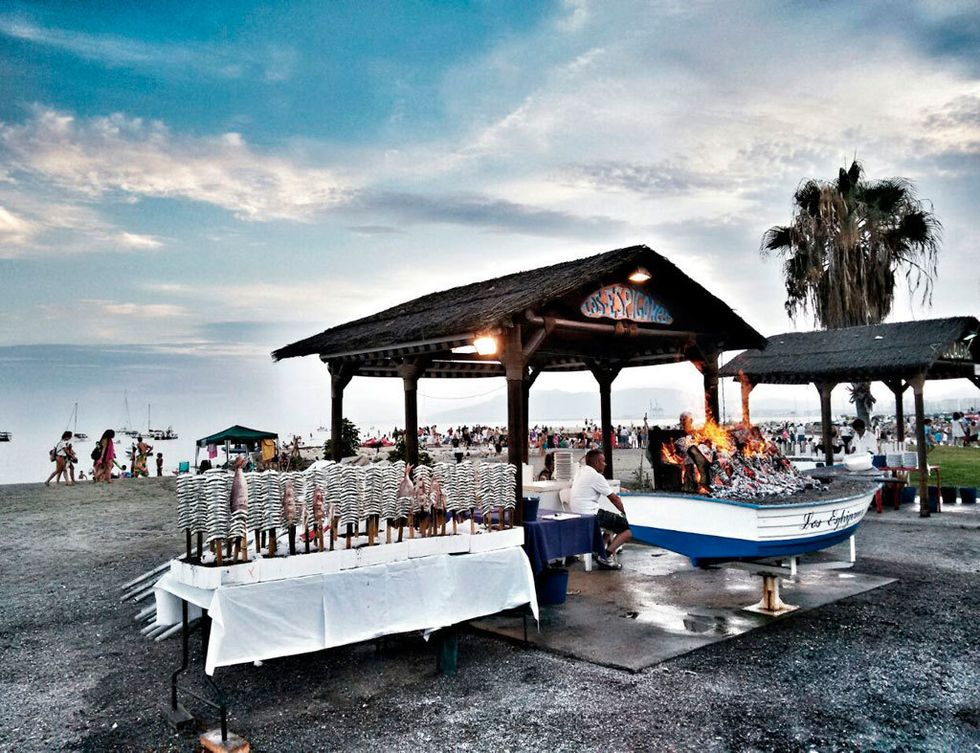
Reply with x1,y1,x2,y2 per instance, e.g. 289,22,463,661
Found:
927,486,940,512
523,496,540,523
941,486,958,506
900,486,917,506
535,568,569,605
872,455,887,468
960,487,977,505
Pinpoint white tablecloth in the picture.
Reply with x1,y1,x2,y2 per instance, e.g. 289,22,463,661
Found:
154,546,538,675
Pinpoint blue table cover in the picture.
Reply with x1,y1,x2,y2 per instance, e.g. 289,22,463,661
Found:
522,511,604,574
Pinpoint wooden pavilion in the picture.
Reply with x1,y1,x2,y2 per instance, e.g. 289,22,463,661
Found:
273,244,765,520
720,316,980,517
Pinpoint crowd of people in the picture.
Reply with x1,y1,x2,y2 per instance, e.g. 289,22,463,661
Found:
43,428,165,485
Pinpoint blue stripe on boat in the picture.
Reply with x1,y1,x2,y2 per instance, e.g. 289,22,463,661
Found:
630,522,861,566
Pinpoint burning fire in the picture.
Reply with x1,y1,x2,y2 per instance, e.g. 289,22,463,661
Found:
659,419,813,499
660,419,773,465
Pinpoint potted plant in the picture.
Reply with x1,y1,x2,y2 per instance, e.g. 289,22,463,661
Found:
960,487,977,505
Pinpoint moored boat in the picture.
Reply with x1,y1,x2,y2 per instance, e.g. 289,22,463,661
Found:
620,480,877,566
0,430,11,441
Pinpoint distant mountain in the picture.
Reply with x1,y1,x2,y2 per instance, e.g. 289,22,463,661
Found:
426,387,687,426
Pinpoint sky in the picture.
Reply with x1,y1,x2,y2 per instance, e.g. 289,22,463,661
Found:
0,0,978,458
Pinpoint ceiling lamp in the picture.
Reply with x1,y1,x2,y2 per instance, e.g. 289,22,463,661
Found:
473,335,498,356
628,266,651,283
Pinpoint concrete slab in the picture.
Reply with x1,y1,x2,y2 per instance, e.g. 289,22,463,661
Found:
472,545,894,672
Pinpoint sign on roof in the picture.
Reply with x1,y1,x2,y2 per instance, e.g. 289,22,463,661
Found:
581,284,673,325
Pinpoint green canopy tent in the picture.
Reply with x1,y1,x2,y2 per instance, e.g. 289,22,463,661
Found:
195,425,279,470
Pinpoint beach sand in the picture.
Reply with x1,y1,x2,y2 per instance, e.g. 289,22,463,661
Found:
2,476,978,751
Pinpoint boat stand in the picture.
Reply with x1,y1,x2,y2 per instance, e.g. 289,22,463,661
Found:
726,536,857,616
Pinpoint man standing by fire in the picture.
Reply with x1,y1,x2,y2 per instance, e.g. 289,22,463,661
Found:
570,449,632,570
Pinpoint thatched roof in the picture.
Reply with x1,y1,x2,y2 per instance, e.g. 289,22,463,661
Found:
272,244,765,377
719,317,980,385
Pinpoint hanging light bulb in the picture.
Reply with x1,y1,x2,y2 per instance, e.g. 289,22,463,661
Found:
628,266,652,283
473,335,498,356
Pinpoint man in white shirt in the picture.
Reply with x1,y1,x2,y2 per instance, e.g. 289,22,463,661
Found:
570,449,631,569
849,419,878,455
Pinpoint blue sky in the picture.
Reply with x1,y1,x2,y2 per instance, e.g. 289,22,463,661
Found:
0,0,978,440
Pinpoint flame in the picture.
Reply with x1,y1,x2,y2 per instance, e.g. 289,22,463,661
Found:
660,419,778,465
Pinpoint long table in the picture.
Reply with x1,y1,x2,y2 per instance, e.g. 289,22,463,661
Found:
155,546,538,675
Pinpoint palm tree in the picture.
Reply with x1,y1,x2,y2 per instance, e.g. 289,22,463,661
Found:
762,160,941,424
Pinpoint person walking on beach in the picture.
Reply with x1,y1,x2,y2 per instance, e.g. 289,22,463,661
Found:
93,429,116,483
45,430,75,486
156,452,164,476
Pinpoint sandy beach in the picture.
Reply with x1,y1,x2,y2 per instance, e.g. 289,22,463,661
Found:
1,474,978,752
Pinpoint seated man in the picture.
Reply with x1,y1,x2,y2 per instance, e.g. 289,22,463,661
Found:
569,449,631,570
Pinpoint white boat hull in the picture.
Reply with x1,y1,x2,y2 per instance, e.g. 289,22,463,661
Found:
620,486,876,565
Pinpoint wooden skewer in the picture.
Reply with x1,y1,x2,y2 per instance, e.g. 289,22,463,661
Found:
254,529,261,555
215,539,223,566
196,532,203,561
185,529,192,560
268,527,277,557
304,526,310,553
241,533,248,561
346,523,353,550
288,524,296,556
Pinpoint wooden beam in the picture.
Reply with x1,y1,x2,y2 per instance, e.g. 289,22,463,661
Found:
522,318,554,360
910,374,930,518
521,367,542,464
587,361,622,479
884,379,910,443
500,326,526,522
740,376,755,426
815,382,836,467
328,362,358,461
396,358,428,467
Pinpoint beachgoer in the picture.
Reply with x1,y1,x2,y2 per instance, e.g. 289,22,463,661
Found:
45,430,74,486
156,452,164,476
569,449,631,569
93,429,116,483
134,436,152,477
538,452,555,481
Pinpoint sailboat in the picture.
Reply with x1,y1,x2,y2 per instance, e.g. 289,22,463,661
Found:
147,404,178,440
67,402,88,441
118,391,140,437
0,430,11,442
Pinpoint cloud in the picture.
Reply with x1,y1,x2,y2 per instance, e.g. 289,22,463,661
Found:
116,231,163,249
0,16,296,82
358,190,626,238
0,205,36,244
0,107,351,222
560,160,730,196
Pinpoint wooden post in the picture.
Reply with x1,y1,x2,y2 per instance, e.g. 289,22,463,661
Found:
501,326,526,522
588,362,621,480
911,374,930,518
700,349,720,424
397,359,427,467
885,379,909,444
739,373,754,426
328,362,357,462
816,382,836,467
522,367,542,465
